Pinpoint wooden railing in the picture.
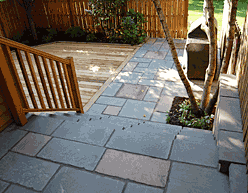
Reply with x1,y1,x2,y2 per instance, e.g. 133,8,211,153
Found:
0,36,84,113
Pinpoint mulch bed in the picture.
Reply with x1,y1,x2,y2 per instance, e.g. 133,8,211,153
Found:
167,96,215,130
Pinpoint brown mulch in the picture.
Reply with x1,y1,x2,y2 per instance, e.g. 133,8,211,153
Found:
167,96,215,130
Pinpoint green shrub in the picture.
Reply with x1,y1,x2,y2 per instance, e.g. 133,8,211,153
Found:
86,33,97,42
42,28,57,43
65,26,86,39
12,31,23,42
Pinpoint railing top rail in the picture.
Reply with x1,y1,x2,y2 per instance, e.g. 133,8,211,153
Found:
0,36,69,64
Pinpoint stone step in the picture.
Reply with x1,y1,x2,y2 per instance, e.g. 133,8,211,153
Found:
229,164,247,193
178,127,215,141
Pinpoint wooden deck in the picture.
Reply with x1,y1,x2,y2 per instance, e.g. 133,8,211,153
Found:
12,41,140,112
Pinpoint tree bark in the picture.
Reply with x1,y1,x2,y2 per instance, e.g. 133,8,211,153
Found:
152,0,200,115
200,0,217,111
221,0,238,73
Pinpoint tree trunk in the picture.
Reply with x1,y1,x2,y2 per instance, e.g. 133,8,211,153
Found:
152,0,200,115
200,0,217,111
221,0,239,73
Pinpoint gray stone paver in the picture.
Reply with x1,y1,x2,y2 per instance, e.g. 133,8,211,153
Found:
96,149,171,187
122,62,139,72
114,71,143,84
154,69,180,82
141,73,156,79
101,82,123,96
116,83,149,100
167,162,230,193
137,62,150,68
103,106,122,115
106,127,175,159
138,79,165,87
43,166,125,193
85,104,107,115
155,95,174,113
144,86,162,102
96,96,127,106
37,138,106,170
150,112,168,123
118,99,156,120
134,50,148,58
0,180,9,193
143,51,167,59
133,67,158,74
148,59,174,70
229,164,247,193
0,152,59,191
124,182,164,193
129,57,152,63
12,132,51,156
161,81,188,97
20,116,64,135
52,121,114,146
0,126,27,159
179,127,214,140
4,185,38,193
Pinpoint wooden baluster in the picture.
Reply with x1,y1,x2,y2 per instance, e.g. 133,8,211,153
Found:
66,57,84,113
55,61,70,108
42,57,59,108
62,62,76,109
16,49,36,109
49,59,65,109
25,51,46,109
1,45,29,109
33,54,53,109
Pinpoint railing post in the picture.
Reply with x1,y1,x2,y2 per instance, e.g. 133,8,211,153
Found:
0,45,27,126
66,57,84,113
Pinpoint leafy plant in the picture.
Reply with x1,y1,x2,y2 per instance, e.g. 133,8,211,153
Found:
119,9,147,45
42,28,57,43
65,26,86,39
86,33,97,42
12,31,23,42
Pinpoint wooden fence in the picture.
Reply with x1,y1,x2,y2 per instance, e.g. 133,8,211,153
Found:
236,4,248,174
0,0,188,39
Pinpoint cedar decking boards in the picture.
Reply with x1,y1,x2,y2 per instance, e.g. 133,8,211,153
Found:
12,42,139,112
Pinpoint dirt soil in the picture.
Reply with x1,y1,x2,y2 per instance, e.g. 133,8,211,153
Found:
167,96,215,130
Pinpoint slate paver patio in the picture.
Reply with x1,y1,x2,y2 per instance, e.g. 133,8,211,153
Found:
121,62,138,72
96,149,171,187
116,83,149,100
43,167,125,193
0,180,9,193
3,185,38,193
96,96,127,106
103,105,122,115
114,71,143,84
143,51,167,59
143,86,163,102
118,99,156,120
0,152,59,191
124,182,164,193
101,82,123,96
37,138,106,171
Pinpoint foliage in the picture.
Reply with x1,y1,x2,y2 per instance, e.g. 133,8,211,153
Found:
174,99,214,130
118,9,147,45
42,28,57,43
86,33,97,42
65,26,86,39
12,31,23,42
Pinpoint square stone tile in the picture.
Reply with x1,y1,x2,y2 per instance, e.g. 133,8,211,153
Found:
118,99,156,120
96,96,126,106
43,166,125,193
4,185,37,193
103,106,122,116
114,72,143,84
155,95,174,113
129,57,152,63
85,104,107,115
154,69,181,82
20,116,64,135
137,62,150,68
218,97,242,133
106,127,175,159
96,149,171,187
37,138,106,170
229,164,247,193
149,59,174,70
0,180,9,193
101,82,123,96
52,121,114,146
144,86,162,102
179,127,214,141
140,73,156,79
133,67,158,74
169,136,218,168
218,130,246,164
150,112,168,123
168,162,230,193
139,45,161,51
161,81,188,97
124,182,164,193
143,51,167,59
0,126,27,159
0,152,59,191
122,62,138,72
133,50,148,58
116,84,149,100
138,79,165,87
12,132,51,156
